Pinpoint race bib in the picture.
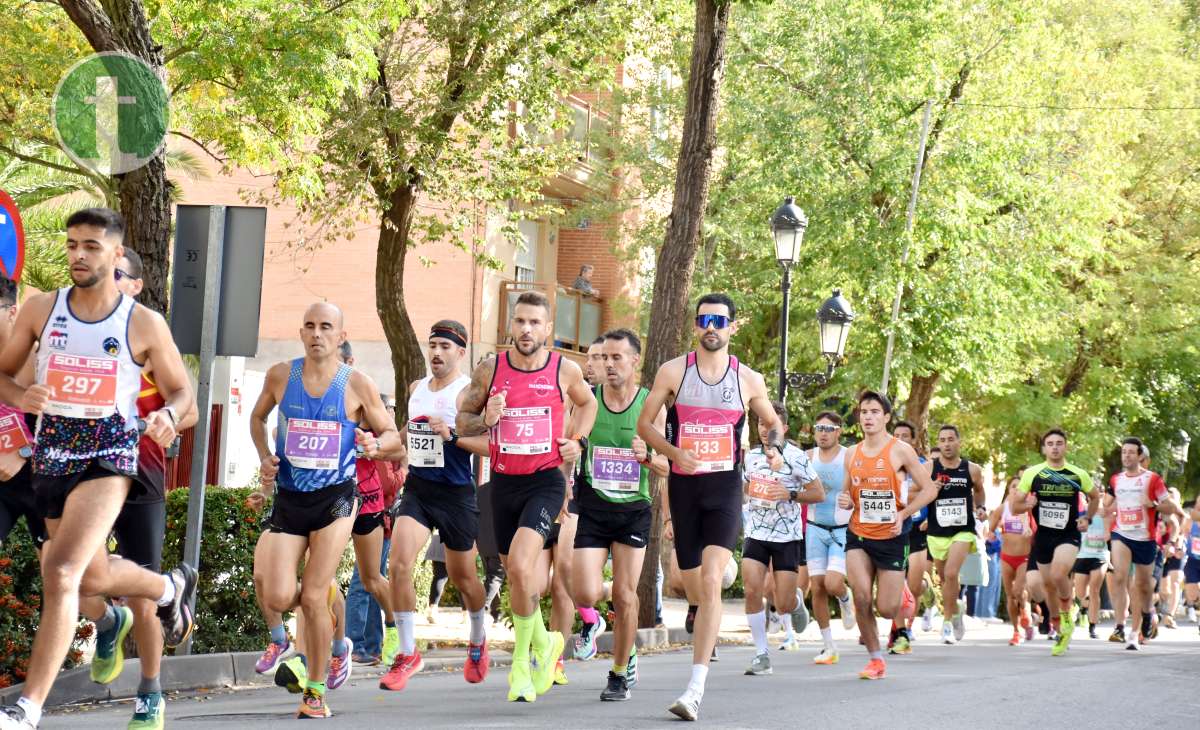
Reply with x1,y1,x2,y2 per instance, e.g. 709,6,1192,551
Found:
1084,532,1106,551
496,406,553,455
935,497,968,527
1117,505,1146,531
0,413,30,456
1038,502,1069,530
1191,536,1200,555
407,420,445,468
859,489,896,524
747,473,784,510
44,353,118,418
284,418,342,470
1002,516,1025,534
678,423,734,473
591,446,640,492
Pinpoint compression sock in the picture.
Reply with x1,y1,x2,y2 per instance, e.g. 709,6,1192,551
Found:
469,608,487,645
747,610,769,654
269,624,288,645
138,675,162,694
395,611,416,655
579,605,600,625
687,664,708,696
530,606,549,655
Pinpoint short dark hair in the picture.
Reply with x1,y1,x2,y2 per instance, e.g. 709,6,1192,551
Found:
338,340,353,363
769,399,788,422
0,277,15,306
119,248,144,279
1041,428,1067,446
893,419,916,436
591,335,606,346
515,290,551,315
65,207,124,239
579,264,593,275
939,424,960,437
815,410,843,426
602,328,641,355
695,292,736,320
858,390,892,415
1122,437,1144,452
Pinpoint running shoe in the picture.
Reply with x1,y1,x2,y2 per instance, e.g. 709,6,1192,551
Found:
1186,606,1196,623
531,631,565,695
351,652,380,666
379,650,424,691
668,689,702,721
626,646,639,687
256,637,296,674
812,649,839,665
464,642,489,683
90,605,134,685
766,612,783,635
382,625,400,665
921,606,934,633
1024,623,1035,642
901,586,917,621
296,688,330,719
889,634,911,655
0,705,35,729
941,621,956,645
745,652,772,676
1088,624,1098,639
128,691,165,730
710,645,720,662
157,563,198,649
685,605,697,634
791,591,810,634
1008,631,1021,646
778,637,801,651
951,601,965,641
1162,614,1177,629
1108,625,1125,643
327,638,353,690
839,591,856,630
507,660,536,703
858,658,886,680
1126,638,1140,651
601,671,630,701
1076,607,1089,629
1051,613,1075,656
275,656,307,694
887,624,898,650
575,614,606,661
553,657,568,686
1020,611,1031,630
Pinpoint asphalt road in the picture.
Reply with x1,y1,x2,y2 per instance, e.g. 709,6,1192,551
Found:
49,623,1200,729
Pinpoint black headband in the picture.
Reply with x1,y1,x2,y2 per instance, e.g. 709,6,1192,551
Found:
430,327,467,348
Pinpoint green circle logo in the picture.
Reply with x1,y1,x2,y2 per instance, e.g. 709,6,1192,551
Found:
53,52,169,176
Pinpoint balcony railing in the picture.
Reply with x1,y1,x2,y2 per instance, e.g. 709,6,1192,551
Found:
497,279,602,357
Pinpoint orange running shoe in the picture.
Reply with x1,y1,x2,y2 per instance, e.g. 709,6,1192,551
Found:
859,658,886,680
297,688,331,719
464,642,489,684
899,585,916,621
1009,631,1021,646
379,650,424,691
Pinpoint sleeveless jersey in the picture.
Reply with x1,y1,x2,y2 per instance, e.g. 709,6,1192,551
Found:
928,457,976,536
274,359,358,492
1016,461,1093,537
34,287,142,476
488,351,565,476
408,374,473,485
1077,514,1109,560
807,445,848,527
665,352,744,476
847,438,904,540
1000,502,1029,536
1188,521,1200,560
131,372,167,502
579,385,650,510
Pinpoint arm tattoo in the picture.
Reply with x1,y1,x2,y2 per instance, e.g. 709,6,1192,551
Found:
456,360,494,436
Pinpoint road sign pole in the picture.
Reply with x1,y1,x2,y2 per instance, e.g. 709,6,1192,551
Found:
179,205,225,655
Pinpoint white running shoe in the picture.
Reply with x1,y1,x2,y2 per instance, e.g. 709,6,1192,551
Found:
941,621,957,645
668,690,702,721
921,606,935,633
839,591,856,631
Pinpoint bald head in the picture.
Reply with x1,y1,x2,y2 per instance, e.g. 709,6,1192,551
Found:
299,301,346,361
304,302,344,330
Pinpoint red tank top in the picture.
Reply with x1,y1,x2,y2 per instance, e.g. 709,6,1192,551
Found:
488,351,565,476
136,373,167,497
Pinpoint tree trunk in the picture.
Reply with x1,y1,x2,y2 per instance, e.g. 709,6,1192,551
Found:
636,0,732,629
59,0,173,311
376,186,428,426
904,371,940,451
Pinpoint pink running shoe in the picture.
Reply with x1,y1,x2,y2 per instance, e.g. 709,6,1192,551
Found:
255,638,295,674
327,638,353,690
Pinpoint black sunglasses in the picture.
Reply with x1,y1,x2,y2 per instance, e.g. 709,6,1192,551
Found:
114,269,133,281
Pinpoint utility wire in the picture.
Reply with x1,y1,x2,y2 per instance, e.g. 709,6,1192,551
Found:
952,101,1200,111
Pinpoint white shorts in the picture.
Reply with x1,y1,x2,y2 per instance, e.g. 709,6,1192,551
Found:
805,523,848,577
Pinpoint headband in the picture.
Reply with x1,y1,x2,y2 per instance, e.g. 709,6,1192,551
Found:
430,327,467,348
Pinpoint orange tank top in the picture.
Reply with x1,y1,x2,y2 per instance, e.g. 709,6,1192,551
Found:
848,437,904,540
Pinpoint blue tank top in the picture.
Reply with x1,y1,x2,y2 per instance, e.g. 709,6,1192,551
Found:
1189,522,1200,559
275,359,358,492
808,445,847,526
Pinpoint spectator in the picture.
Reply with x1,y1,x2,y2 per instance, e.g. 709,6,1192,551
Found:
571,264,600,298
339,340,355,366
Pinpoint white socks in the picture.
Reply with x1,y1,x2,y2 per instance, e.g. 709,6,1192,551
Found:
156,573,176,607
17,697,41,726
395,611,416,655
821,626,835,650
777,611,794,641
468,608,486,645
687,664,708,696
747,610,769,654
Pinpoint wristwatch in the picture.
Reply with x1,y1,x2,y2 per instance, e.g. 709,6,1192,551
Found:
447,431,459,446
18,445,32,459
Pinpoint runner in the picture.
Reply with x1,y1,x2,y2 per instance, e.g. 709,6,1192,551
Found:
1105,437,1184,649
0,276,43,551
636,293,785,720
456,290,597,703
989,474,1034,645
889,420,924,653
0,208,197,730
1183,497,1200,630
742,400,823,677
249,302,405,718
1009,429,1099,656
1072,482,1109,639
1159,487,1186,628
927,425,987,645
917,446,942,634
806,411,856,665
837,391,938,680
383,320,491,691
584,337,605,387
570,329,666,701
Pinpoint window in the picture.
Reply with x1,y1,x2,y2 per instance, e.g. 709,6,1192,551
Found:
515,266,535,284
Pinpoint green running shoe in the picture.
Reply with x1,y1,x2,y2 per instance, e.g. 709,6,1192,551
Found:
275,655,307,693
127,691,164,729
90,605,134,685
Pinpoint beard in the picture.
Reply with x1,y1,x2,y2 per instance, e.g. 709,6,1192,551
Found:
73,269,102,288
699,334,726,352
515,337,542,356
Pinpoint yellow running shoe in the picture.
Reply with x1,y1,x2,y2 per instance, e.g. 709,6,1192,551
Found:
507,660,536,702
553,657,568,686
532,631,564,695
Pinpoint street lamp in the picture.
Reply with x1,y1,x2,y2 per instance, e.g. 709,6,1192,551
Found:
770,196,854,400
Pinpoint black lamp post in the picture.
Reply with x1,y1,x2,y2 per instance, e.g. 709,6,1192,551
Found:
770,197,855,401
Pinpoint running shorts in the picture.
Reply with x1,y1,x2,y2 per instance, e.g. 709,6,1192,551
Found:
667,471,742,571
846,529,908,572
926,531,977,562
1112,533,1157,566
742,537,804,572
396,472,479,552
267,480,358,536
490,468,565,555
574,506,651,550
805,523,847,576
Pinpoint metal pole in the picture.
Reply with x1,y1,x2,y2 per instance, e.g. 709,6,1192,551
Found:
880,99,934,395
778,264,791,401
180,205,225,654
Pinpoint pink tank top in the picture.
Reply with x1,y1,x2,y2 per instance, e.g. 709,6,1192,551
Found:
488,351,565,476
665,352,745,476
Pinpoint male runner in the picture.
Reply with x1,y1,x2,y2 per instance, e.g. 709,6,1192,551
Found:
456,290,596,703
806,411,856,665
250,302,405,718
927,425,987,645
637,292,784,720
1009,428,1099,656
1105,437,1183,648
570,329,666,701
836,391,937,680
383,320,491,691
742,400,823,677
0,208,196,730
0,277,43,550
889,421,925,653
584,337,604,386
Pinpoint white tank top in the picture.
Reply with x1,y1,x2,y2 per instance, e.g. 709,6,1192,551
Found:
36,286,142,429
408,374,470,423
407,373,473,484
